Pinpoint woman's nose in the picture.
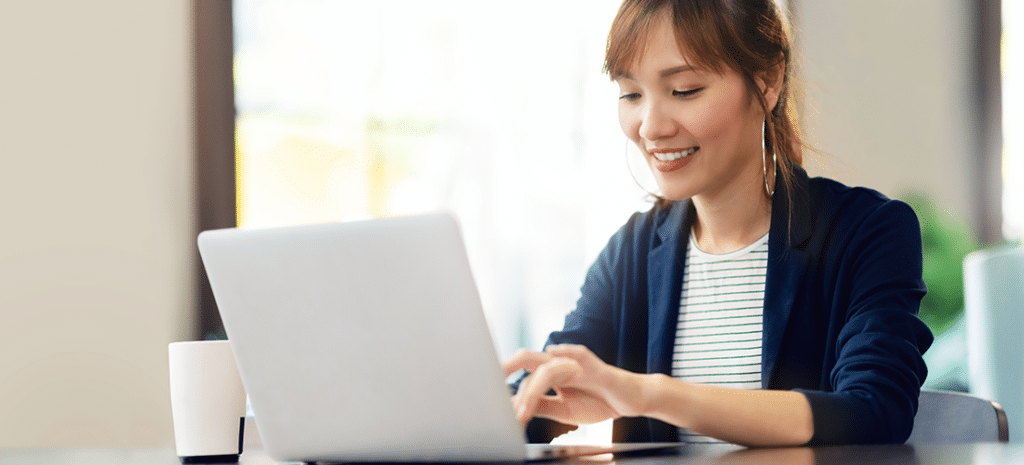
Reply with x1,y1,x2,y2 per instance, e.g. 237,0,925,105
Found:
638,102,677,141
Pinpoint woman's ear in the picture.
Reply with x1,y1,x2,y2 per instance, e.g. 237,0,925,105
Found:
756,62,786,112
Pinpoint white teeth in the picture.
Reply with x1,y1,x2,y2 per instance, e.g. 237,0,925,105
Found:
652,147,697,161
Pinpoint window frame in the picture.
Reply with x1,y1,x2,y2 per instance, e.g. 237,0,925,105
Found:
194,0,237,339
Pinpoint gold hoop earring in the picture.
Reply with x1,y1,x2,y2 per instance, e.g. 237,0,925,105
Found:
762,119,777,198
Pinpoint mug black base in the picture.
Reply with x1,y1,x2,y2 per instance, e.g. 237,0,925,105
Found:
179,454,240,464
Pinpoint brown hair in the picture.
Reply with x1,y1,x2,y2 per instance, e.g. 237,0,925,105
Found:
605,0,803,204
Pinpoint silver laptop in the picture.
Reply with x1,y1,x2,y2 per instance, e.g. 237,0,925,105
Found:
198,212,680,462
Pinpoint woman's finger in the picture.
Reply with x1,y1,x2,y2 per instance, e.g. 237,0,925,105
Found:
501,348,552,376
545,344,598,364
530,393,573,424
513,357,582,424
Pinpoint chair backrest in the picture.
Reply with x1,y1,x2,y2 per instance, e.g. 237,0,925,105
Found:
906,390,1009,443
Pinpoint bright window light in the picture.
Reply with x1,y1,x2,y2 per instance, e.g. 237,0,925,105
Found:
233,0,649,362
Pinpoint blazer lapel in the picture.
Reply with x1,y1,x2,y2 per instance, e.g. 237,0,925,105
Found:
641,167,816,386
646,201,693,376
762,168,814,387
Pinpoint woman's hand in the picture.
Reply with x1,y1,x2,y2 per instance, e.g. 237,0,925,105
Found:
503,344,814,446
502,344,649,426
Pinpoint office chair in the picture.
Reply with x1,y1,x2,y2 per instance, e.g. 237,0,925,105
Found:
906,390,1009,443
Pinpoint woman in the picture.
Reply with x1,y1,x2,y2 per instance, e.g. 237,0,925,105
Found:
503,0,933,447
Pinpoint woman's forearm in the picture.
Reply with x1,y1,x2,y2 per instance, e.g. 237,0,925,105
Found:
633,373,814,447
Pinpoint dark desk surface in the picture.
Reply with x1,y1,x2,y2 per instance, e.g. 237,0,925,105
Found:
2,443,1022,465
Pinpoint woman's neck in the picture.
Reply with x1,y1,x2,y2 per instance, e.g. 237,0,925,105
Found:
690,179,772,254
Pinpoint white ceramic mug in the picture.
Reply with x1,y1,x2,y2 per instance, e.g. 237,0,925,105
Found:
169,340,247,462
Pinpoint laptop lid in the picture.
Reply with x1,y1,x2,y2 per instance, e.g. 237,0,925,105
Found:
198,213,528,462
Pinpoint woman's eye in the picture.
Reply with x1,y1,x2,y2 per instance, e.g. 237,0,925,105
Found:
619,93,641,102
673,88,703,98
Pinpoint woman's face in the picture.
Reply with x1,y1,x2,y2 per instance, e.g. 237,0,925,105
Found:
614,14,771,203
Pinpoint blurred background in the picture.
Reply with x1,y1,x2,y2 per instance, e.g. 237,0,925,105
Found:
0,0,1019,447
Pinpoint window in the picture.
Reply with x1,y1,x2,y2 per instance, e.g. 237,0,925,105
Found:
231,0,650,360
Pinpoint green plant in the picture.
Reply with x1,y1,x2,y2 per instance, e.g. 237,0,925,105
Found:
902,193,980,336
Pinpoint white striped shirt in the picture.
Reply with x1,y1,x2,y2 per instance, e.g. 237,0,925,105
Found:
673,231,768,444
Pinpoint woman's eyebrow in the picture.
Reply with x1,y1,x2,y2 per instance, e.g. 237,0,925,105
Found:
612,65,696,82
660,65,696,78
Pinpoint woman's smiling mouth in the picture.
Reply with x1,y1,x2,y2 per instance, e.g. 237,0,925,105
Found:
651,147,699,161
649,147,699,173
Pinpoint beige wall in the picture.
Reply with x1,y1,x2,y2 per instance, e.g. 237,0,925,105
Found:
796,0,977,225
0,1,193,446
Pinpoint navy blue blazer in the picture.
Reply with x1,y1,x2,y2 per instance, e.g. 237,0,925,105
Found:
534,167,933,445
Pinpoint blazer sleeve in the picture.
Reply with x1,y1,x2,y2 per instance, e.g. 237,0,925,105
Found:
799,199,933,445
